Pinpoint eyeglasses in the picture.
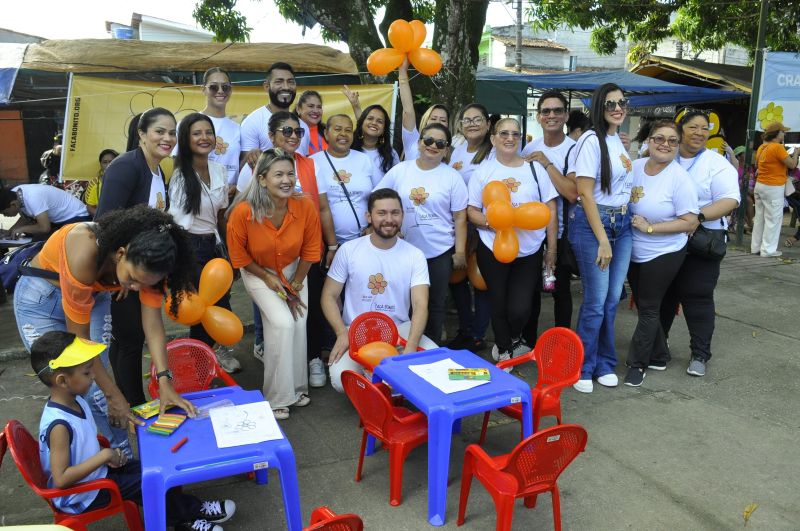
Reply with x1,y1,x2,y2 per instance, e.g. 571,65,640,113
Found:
603,98,629,112
278,127,305,138
649,135,679,147
539,107,566,116
496,130,521,139
421,136,448,149
460,117,485,126
206,83,232,94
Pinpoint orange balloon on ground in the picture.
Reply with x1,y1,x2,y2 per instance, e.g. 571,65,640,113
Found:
351,341,399,370
201,306,243,346
409,20,426,48
467,253,487,291
493,228,520,263
388,20,415,52
367,48,406,76
408,48,442,76
514,201,551,230
199,258,233,306
450,267,467,284
164,292,206,326
482,181,511,206
486,200,515,230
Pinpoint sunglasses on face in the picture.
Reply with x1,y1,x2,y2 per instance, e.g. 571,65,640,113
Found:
421,136,448,149
603,98,629,112
649,135,679,147
496,130,521,139
539,107,566,116
206,83,232,94
278,127,305,138
460,117,485,126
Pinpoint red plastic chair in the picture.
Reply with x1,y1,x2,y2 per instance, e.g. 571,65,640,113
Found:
340,370,428,506
348,312,401,369
148,338,238,399
479,327,583,444
457,424,588,531
4,420,143,531
304,506,364,531
0,430,6,468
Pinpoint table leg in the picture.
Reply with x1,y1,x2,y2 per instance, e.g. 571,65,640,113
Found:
452,418,462,434
141,470,167,531
427,410,454,526
275,445,304,531
366,434,376,456
521,396,533,438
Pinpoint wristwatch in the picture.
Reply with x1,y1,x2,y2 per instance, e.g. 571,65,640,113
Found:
647,225,654,234
156,369,173,381
697,212,706,223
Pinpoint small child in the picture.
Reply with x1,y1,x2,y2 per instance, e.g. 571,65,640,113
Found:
32,331,237,531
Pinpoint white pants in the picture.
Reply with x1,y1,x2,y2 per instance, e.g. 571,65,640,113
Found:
329,320,439,393
241,264,308,408
751,182,785,255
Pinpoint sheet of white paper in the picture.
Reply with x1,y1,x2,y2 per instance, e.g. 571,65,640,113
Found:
0,237,32,245
408,357,489,394
209,401,283,448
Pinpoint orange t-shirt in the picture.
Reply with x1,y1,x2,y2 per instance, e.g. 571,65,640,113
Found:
756,142,790,186
226,196,322,285
37,224,164,324
307,124,328,155
295,153,320,211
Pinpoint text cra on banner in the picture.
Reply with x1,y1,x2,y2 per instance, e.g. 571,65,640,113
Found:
755,51,800,132
62,75,395,181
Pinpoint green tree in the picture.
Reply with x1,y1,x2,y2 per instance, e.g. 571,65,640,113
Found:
193,0,252,42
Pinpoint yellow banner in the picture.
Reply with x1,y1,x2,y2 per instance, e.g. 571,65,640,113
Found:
62,75,395,181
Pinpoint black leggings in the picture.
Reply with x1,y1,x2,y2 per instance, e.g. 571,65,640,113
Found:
524,241,573,345
109,294,146,406
627,246,686,368
476,241,543,353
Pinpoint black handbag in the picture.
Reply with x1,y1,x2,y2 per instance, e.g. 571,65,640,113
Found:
556,145,580,275
688,220,727,260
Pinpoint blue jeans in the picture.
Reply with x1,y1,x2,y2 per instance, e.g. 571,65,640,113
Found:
13,275,132,458
569,203,632,380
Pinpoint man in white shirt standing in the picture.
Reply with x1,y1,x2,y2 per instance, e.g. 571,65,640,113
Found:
322,188,437,392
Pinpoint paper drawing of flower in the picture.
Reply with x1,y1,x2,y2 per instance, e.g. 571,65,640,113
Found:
619,154,632,172
503,177,521,192
630,186,645,203
215,136,229,155
368,273,388,295
452,161,463,171
336,170,352,183
757,102,784,130
409,187,429,206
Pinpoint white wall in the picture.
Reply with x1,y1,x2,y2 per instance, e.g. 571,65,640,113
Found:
138,21,213,43
504,47,566,70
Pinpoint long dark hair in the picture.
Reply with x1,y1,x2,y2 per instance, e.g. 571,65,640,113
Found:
268,110,301,137
458,103,492,165
95,205,196,316
176,113,216,215
353,104,394,174
126,113,142,152
589,83,624,194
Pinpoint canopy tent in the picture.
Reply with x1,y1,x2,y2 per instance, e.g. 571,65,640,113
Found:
631,55,752,93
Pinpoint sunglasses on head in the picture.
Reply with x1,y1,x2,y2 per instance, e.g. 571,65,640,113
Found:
649,135,679,147
206,83,232,94
422,136,448,149
603,98,629,112
278,126,305,138
539,107,566,116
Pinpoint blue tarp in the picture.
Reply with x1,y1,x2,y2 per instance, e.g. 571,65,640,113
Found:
0,44,28,105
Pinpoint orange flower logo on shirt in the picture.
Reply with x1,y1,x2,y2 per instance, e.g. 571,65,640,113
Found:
630,186,645,203
335,170,352,183
620,154,632,172
503,177,521,193
452,161,463,171
368,273,388,295
215,136,229,155
409,187,429,206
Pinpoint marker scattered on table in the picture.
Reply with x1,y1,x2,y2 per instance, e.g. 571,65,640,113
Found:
171,437,188,453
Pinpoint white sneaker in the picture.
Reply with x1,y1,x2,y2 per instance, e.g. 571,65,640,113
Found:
511,338,532,357
215,346,241,373
491,344,500,361
253,342,264,363
573,379,593,393
597,373,619,387
309,358,326,388
761,251,783,258
496,350,513,373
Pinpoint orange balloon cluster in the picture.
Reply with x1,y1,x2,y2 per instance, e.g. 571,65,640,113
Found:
164,258,243,346
367,19,442,77
481,182,551,264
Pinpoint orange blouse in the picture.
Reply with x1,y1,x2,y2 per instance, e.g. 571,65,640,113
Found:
37,224,164,324
295,153,320,211
226,197,322,285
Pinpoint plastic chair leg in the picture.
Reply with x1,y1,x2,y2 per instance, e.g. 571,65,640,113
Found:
478,412,490,445
122,500,144,531
388,444,409,506
356,430,368,482
493,493,516,531
552,485,562,531
456,457,474,526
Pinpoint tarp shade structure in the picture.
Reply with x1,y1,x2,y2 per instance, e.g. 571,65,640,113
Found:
0,44,27,105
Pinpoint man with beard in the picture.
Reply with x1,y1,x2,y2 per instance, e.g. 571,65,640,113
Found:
240,62,310,166
321,188,437,392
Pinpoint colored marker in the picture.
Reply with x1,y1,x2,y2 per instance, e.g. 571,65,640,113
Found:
171,437,188,453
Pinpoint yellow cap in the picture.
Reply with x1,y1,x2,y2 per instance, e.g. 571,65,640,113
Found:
47,337,105,370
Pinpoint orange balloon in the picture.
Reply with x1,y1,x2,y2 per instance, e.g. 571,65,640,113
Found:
408,48,442,76
201,306,243,346
493,228,519,263
486,200,514,230
367,48,406,76
449,267,467,284
409,20,426,48
199,258,233,306
482,181,511,206
388,20,415,52
513,201,551,230
467,253,487,291
351,341,398,370
164,291,206,326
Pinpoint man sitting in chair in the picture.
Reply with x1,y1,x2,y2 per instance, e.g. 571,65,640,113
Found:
322,188,438,392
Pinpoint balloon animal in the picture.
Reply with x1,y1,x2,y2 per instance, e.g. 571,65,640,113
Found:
367,19,442,77
482,182,551,264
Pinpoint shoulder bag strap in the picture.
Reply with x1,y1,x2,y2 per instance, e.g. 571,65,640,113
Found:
323,150,362,231
561,144,577,236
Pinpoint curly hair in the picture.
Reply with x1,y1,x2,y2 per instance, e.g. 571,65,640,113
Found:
94,205,196,315
353,104,394,174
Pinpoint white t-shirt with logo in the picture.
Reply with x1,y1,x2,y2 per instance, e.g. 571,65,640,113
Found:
240,105,310,156
629,159,699,263
521,136,576,237
148,171,167,211
468,159,558,257
676,149,740,230
12,184,88,223
360,146,400,186
312,150,374,244
328,235,430,325
374,160,469,259
402,126,420,161
572,131,633,207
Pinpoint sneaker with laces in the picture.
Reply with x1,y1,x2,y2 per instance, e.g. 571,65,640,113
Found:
198,499,236,523
573,379,593,393
253,342,264,363
491,343,500,361
624,367,645,387
175,519,222,531
597,373,618,387
308,358,326,388
496,350,513,373
647,360,667,371
511,338,532,357
446,332,471,351
686,357,706,377
215,346,241,373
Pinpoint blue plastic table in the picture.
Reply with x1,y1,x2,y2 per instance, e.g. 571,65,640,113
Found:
373,347,533,526
136,386,303,531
